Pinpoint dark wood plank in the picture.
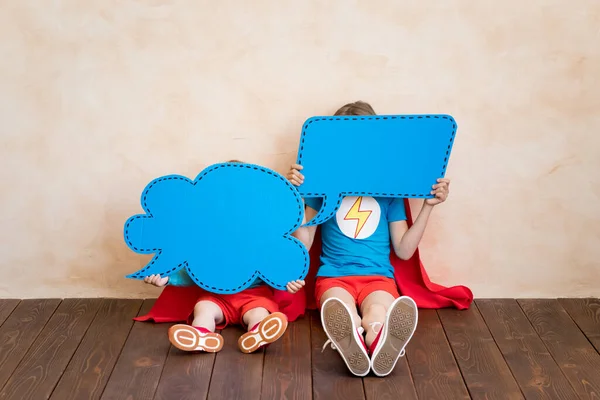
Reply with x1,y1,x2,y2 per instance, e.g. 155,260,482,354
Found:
364,357,417,400
558,298,600,353
0,300,19,327
207,325,264,400
100,299,170,400
519,299,600,399
50,299,143,400
0,299,62,390
155,330,220,400
477,299,577,399
0,299,102,400
261,315,312,400
405,309,469,400
364,310,418,400
310,311,365,400
438,305,524,400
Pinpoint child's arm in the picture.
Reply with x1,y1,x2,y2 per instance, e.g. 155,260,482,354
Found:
287,163,318,250
390,178,450,260
292,205,318,249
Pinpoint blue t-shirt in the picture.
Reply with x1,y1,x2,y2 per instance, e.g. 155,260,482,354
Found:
304,196,406,279
167,269,263,289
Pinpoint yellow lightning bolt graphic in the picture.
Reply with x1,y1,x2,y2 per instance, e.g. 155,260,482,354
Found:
344,197,372,238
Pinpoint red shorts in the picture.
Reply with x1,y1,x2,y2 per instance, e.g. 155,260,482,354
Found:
194,286,279,329
314,275,399,308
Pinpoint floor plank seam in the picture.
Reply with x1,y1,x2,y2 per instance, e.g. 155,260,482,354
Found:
0,300,21,329
472,301,526,400
151,344,175,400
307,314,314,400
47,299,105,400
435,309,473,400
150,332,172,399
204,343,219,400
259,344,267,400
203,329,222,400
0,299,63,396
97,301,143,400
559,299,600,356
401,347,419,399
514,299,583,398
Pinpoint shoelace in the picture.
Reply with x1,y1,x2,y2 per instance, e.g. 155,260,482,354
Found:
369,322,383,334
322,326,365,353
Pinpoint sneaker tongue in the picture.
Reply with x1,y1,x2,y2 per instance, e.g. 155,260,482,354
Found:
368,327,383,354
356,329,368,351
249,322,260,332
193,326,211,334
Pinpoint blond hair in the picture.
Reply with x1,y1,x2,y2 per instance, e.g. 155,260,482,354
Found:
333,101,376,116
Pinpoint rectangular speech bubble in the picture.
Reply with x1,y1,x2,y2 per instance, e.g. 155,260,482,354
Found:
295,114,457,226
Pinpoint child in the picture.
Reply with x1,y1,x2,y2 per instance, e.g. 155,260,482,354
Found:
142,159,306,354
288,101,451,377
144,271,305,353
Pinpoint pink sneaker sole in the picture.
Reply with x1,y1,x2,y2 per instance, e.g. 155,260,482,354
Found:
168,324,224,352
238,312,288,354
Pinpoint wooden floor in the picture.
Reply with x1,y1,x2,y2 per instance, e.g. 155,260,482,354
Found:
0,299,599,400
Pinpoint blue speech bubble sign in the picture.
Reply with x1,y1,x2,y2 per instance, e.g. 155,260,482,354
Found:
124,162,309,294
296,115,457,226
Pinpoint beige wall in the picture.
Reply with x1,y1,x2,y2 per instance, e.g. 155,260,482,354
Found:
1,1,599,299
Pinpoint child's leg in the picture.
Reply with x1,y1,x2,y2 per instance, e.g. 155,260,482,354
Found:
360,290,395,347
192,300,225,331
242,307,269,330
168,300,225,353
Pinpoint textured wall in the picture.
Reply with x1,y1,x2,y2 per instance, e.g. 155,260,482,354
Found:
1,1,599,298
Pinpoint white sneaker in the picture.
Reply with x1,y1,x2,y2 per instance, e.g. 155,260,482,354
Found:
369,296,418,377
320,297,370,377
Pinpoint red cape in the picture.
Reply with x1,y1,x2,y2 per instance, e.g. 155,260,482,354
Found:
135,199,472,323
134,284,306,323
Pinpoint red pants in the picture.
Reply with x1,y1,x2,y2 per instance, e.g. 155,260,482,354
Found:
315,275,399,308
194,286,280,328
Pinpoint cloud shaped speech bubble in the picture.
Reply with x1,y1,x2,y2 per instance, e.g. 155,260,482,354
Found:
296,115,457,226
124,162,309,294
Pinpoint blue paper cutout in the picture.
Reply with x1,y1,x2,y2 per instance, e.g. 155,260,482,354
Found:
124,162,309,294
296,115,457,226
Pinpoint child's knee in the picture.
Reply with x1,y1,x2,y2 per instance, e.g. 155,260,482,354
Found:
194,300,221,315
362,302,387,321
243,307,269,320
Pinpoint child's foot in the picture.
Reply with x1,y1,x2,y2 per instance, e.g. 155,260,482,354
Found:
238,312,288,353
321,297,370,377
369,296,418,377
168,324,224,352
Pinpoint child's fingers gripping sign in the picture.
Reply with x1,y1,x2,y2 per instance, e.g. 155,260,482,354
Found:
287,164,304,186
286,279,306,294
144,274,169,287
427,178,451,205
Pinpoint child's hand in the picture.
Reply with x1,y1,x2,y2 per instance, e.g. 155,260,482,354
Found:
143,274,169,287
286,279,305,294
286,164,304,187
426,178,451,206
